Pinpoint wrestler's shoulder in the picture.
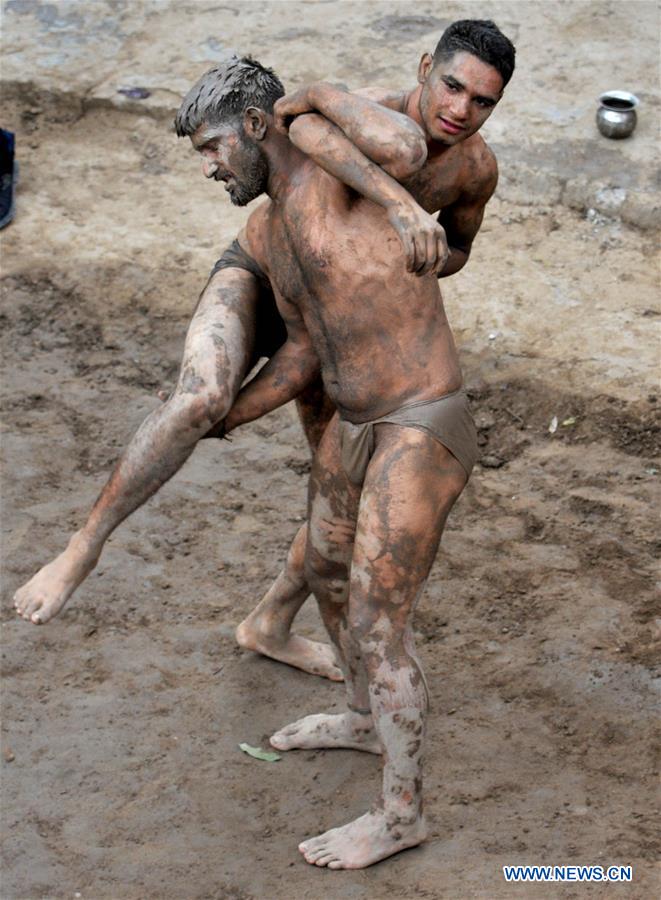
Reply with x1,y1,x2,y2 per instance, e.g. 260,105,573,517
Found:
238,199,273,268
352,85,406,111
461,133,498,198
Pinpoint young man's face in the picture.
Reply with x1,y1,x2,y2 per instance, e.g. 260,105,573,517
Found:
191,120,268,206
419,50,504,145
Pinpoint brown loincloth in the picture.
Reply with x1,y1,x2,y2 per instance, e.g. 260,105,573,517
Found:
338,389,479,485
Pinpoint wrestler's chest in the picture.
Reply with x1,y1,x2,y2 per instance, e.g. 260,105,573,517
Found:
265,209,338,300
403,168,462,213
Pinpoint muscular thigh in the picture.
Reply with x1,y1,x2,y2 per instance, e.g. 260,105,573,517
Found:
350,424,467,631
305,414,362,601
177,267,258,400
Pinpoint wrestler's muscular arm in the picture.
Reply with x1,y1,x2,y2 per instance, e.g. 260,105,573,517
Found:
275,85,447,277
275,82,426,180
438,145,498,277
317,84,498,279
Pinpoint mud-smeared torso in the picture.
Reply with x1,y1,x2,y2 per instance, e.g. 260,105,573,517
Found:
251,161,463,422
356,87,493,217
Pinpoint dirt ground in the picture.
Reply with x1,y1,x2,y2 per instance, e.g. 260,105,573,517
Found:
1,2,660,899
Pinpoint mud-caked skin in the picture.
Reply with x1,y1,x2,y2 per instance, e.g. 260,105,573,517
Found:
223,48,504,679
185,35,511,868
269,399,467,869
13,37,505,694
12,31,512,867
227,49,504,680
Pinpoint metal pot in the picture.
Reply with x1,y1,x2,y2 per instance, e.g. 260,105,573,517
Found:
596,91,639,139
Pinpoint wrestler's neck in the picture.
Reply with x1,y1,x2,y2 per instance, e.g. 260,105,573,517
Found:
263,132,309,203
403,85,456,158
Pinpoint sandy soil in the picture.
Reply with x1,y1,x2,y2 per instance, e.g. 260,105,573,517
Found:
1,3,660,898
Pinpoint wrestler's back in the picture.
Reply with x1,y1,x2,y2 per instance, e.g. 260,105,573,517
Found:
265,165,463,422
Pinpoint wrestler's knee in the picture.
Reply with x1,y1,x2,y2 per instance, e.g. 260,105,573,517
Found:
170,376,233,431
201,381,233,422
304,544,349,606
346,575,408,653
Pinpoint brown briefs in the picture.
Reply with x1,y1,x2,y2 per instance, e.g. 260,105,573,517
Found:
210,239,287,361
338,388,479,486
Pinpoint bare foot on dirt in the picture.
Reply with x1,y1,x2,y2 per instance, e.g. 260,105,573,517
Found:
13,531,99,624
236,613,344,681
270,711,381,754
299,808,427,869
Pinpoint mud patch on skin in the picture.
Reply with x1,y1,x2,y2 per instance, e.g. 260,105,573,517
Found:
179,365,206,395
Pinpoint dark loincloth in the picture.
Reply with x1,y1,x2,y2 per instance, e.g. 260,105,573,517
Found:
338,389,479,485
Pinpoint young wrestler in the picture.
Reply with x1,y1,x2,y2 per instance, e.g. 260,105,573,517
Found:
175,23,514,869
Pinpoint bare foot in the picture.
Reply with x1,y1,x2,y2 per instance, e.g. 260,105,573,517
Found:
299,808,427,869
236,614,343,682
13,531,99,624
270,711,381,754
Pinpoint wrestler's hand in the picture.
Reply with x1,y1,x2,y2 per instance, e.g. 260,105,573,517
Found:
274,88,316,134
386,200,449,277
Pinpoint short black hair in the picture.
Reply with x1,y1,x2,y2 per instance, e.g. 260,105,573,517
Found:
175,55,285,137
433,20,516,87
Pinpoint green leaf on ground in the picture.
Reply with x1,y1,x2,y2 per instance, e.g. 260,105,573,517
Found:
239,742,281,762
562,416,577,426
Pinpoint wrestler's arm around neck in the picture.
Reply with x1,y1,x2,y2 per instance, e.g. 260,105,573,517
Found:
274,82,424,181
273,80,448,276
287,111,447,277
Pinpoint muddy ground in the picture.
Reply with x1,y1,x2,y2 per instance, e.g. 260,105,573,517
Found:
1,2,660,899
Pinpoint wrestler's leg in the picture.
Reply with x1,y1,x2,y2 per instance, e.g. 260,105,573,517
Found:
269,415,380,753
234,373,343,680
13,268,258,625
299,425,467,869
235,520,342,681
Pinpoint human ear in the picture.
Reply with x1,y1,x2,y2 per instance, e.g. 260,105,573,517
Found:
243,107,268,141
417,53,433,84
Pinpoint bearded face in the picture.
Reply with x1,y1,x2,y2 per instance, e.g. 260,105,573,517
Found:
226,128,269,206
192,119,269,207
